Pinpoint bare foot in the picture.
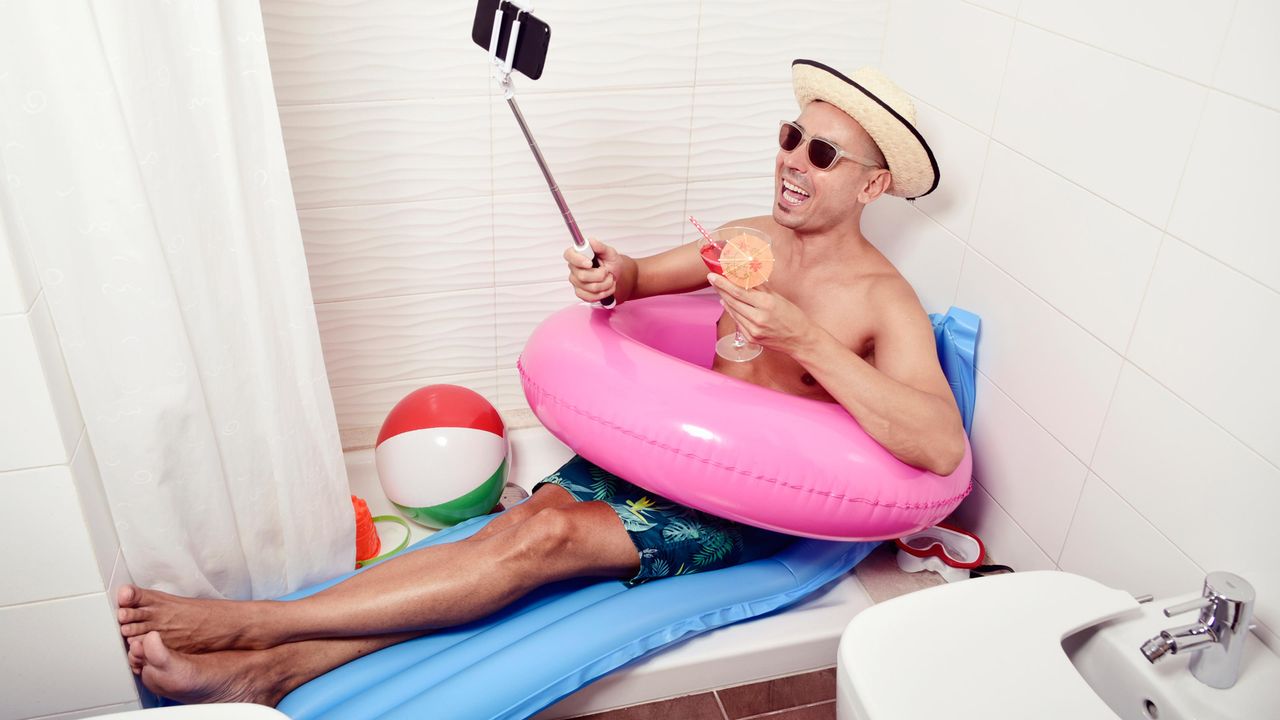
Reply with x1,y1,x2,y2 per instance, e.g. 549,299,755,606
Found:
134,631,288,707
117,584,277,653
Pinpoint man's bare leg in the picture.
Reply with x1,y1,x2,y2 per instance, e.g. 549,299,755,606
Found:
128,630,418,706
118,488,638,653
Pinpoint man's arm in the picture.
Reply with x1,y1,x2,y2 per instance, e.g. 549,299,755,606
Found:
709,274,966,476
791,283,966,475
565,238,708,305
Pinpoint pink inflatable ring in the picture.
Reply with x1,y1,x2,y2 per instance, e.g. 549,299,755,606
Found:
517,294,973,541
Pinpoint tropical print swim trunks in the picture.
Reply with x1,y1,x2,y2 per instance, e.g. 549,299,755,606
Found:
534,455,794,586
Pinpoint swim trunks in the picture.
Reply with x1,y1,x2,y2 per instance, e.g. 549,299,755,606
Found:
535,455,794,586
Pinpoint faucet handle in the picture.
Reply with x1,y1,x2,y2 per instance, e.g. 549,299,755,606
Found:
1163,596,1212,618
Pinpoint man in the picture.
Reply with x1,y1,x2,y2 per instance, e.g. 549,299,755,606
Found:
117,60,965,706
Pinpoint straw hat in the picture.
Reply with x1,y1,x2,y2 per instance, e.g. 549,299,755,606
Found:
791,59,939,199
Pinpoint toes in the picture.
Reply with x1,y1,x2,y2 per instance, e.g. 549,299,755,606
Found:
117,606,149,625
141,631,171,667
128,641,145,674
117,584,139,607
120,621,151,638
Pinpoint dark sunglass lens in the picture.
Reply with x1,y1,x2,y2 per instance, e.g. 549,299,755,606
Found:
779,124,802,151
809,139,839,169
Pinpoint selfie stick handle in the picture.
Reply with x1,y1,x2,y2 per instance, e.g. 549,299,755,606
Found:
489,2,614,308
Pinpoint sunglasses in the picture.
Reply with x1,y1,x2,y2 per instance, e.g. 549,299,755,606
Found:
778,121,883,171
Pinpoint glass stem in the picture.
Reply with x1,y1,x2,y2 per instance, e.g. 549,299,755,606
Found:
733,328,747,348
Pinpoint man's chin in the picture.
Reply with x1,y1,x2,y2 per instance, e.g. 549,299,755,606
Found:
772,203,805,229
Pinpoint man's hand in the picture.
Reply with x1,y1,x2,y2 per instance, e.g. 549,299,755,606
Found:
564,238,624,304
707,273,818,355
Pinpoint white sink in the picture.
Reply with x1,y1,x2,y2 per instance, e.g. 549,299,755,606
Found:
836,571,1280,720
1063,592,1280,720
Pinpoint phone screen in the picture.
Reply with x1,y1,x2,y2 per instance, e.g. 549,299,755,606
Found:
472,0,551,80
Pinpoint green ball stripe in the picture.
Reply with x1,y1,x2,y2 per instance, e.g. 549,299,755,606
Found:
393,458,508,529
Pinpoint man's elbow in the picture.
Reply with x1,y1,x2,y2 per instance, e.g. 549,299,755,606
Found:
927,427,967,477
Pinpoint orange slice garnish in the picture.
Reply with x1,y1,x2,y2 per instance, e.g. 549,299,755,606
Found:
719,233,774,289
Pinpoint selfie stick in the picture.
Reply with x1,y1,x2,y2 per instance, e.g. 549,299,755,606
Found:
487,1,614,308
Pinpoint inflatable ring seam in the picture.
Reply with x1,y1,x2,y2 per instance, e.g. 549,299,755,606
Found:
517,360,974,512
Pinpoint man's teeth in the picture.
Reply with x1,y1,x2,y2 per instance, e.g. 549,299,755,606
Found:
782,179,809,206
782,179,810,197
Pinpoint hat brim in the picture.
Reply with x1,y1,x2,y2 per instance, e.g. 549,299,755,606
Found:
792,59,939,199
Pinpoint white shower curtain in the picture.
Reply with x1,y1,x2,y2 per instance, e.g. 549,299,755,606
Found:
0,1,352,598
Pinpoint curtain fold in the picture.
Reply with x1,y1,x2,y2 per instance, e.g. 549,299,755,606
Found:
0,0,352,598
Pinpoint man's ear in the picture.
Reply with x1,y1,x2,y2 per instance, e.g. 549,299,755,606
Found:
858,168,892,204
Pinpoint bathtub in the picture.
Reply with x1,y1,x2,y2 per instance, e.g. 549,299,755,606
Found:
346,419,875,717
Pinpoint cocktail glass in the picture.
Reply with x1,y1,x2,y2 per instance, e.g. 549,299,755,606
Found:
697,226,774,363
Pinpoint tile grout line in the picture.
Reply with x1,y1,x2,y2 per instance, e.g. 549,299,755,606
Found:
739,699,838,720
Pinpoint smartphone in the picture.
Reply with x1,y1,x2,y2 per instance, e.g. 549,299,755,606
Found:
472,0,551,80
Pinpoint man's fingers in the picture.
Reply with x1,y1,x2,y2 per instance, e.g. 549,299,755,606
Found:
563,247,595,269
707,273,755,302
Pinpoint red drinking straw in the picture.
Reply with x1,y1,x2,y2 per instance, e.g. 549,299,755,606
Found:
688,215,715,244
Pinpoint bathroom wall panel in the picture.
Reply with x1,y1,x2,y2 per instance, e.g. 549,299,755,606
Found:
682,176,777,246
949,480,1057,571
881,0,1014,133
955,252,1122,462
969,373,1088,560
968,143,1162,351
314,288,496,388
299,196,496,303
907,97,990,241
491,88,694,196
697,0,886,87
0,464,103,606
992,24,1205,227
1212,0,1280,111
0,310,79,472
1017,0,1234,85
495,281,579,368
279,97,492,209
963,0,1021,17
861,200,965,314
1092,363,1280,637
329,369,501,448
497,367,530,414
1058,475,1204,600
492,184,685,288
1127,238,1280,468
0,594,136,720
510,0,699,95
1167,93,1280,294
261,0,488,105
687,83,796,182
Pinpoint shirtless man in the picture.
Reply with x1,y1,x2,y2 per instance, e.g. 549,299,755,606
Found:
116,60,965,706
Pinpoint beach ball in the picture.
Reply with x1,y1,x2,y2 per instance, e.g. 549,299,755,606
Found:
375,385,509,528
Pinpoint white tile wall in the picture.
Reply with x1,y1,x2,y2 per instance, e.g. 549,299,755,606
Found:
882,0,1015,132
688,83,796,181
992,23,1206,227
878,0,1280,643
0,210,39,315
0,463,103,606
1167,91,1280,293
1128,238,1279,468
1017,0,1235,84
968,143,1161,351
861,200,965,314
0,299,82,471
1212,0,1280,111
0,594,137,720
908,98,990,241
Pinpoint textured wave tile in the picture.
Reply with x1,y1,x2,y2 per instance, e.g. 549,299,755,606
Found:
492,184,685,286
330,369,500,447
261,0,488,105
315,288,496,388
682,176,776,244
279,96,491,209
697,0,886,86
491,88,693,195
688,83,794,181
495,281,578,366
497,366,529,414
300,197,495,303
515,0,697,94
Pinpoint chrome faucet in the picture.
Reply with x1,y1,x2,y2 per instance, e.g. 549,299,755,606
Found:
1139,571,1256,689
